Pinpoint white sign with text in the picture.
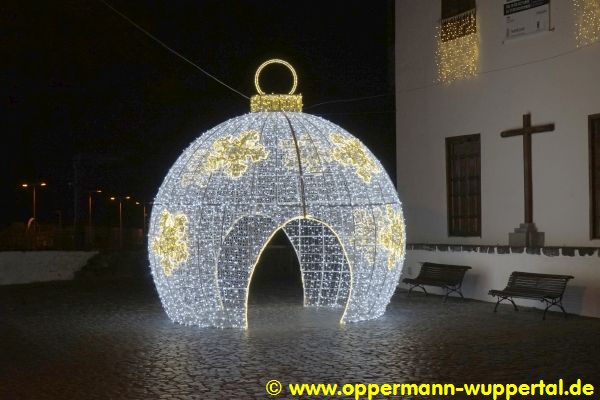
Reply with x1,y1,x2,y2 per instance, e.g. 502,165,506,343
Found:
504,0,550,40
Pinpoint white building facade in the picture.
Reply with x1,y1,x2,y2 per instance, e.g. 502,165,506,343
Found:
395,0,600,317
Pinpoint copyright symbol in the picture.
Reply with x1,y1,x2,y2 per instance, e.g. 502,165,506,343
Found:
265,379,283,396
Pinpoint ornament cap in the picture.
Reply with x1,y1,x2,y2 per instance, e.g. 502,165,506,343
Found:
250,59,303,112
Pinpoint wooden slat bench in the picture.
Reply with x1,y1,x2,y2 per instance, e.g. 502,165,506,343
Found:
488,271,574,320
402,262,471,302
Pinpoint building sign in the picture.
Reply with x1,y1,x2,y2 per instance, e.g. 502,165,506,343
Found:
504,0,550,40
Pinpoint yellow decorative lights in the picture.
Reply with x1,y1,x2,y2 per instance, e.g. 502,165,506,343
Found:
203,130,268,179
149,59,405,329
330,132,380,183
254,58,298,95
251,94,303,113
152,210,189,277
250,59,303,112
436,11,479,83
379,205,406,270
574,0,600,47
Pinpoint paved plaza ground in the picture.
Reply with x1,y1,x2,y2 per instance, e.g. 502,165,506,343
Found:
1,275,599,399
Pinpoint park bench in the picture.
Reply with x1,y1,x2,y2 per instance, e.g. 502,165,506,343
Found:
402,262,471,302
488,271,574,320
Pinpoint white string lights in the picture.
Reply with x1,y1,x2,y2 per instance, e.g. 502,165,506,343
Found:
148,59,405,328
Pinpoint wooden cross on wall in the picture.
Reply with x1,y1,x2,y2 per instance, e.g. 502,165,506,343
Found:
501,113,554,246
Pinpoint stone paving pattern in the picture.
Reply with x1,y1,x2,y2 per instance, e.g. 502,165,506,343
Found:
1,278,600,399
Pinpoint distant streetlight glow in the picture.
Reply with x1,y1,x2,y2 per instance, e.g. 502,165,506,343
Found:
20,182,48,221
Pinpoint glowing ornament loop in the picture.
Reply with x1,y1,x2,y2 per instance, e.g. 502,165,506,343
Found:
254,58,298,95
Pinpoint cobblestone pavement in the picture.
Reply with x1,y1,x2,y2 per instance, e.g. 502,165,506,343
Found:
1,279,599,399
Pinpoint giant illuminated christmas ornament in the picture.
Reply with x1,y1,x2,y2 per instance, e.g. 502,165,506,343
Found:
148,59,406,328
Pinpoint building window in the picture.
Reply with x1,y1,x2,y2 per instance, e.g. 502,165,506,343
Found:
590,114,600,239
441,0,477,40
446,134,481,237
442,0,476,19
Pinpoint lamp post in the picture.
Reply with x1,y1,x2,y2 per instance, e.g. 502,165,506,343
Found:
21,182,47,222
88,189,102,229
87,189,102,247
134,201,149,236
110,195,131,248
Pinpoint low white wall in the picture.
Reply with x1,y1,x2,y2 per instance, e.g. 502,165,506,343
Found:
400,249,600,318
0,251,98,285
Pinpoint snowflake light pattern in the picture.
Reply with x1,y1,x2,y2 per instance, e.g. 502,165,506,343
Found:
203,130,268,178
152,210,189,276
330,132,380,183
379,205,406,270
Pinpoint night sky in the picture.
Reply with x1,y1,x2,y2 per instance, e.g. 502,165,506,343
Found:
1,0,395,228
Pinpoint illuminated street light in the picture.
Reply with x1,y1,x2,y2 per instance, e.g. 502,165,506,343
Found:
133,200,148,235
20,181,48,221
110,195,133,248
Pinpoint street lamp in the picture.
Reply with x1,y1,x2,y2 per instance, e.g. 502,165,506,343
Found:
110,195,132,248
134,201,149,235
87,189,102,247
20,182,47,221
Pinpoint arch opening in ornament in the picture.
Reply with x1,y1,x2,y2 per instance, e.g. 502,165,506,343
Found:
214,214,353,329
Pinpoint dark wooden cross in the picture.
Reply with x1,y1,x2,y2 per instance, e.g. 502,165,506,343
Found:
501,113,554,225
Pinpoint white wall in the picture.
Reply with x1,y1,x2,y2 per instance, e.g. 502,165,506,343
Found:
395,0,600,246
400,249,600,318
0,251,97,285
